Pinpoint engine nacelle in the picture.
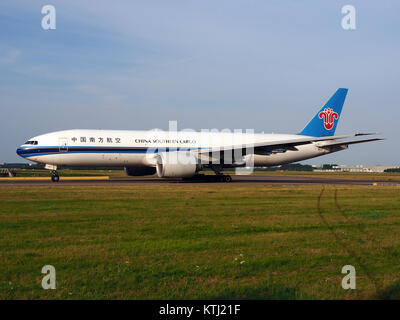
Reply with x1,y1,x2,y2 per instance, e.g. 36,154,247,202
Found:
156,151,198,178
124,166,156,176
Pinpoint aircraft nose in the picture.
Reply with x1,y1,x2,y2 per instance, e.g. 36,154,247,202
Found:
16,146,23,157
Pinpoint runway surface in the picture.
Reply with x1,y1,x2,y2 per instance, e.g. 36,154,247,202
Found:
0,175,398,186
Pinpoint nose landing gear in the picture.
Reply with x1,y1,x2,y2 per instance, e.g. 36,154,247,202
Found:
51,171,60,182
44,164,59,183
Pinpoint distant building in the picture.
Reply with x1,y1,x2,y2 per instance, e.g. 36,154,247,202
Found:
315,165,399,173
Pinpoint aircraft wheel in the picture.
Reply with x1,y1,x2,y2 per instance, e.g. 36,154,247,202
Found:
223,175,232,183
51,173,60,182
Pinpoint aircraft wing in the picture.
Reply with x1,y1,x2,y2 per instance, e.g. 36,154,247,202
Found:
142,133,382,167
197,133,381,155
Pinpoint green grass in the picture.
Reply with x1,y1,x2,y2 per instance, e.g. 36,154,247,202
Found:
9,169,400,181
0,184,399,299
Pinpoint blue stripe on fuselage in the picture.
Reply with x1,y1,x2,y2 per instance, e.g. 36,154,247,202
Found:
17,146,201,158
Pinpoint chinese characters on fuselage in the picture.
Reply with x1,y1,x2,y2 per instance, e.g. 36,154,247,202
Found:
70,137,122,143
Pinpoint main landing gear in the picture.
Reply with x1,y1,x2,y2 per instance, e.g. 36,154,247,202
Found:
213,174,232,182
184,174,232,182
51,171,60,182
211,165,232,183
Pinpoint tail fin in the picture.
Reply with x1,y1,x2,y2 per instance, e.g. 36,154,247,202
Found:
299,88,348,137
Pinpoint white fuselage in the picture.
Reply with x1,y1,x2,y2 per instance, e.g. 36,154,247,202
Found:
16,129,333,168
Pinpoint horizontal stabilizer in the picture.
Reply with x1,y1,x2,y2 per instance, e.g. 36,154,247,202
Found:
316,137,384,148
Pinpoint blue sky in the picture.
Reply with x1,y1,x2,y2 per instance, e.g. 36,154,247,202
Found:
0,0,399,165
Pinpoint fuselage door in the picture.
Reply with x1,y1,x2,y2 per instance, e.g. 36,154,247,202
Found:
59,137,68,152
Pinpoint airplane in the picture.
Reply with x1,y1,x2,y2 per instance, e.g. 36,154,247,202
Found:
16,88,383,182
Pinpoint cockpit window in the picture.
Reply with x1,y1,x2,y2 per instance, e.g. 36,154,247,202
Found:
25,141,38,145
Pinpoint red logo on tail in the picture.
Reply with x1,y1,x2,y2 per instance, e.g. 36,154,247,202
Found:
319,108,339,130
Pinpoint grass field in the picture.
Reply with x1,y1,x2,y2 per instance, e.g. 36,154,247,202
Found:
9,168,400,181
0,182,399,299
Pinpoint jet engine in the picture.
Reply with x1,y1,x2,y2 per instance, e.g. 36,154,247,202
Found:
156,151,198,178
124,166,156,176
